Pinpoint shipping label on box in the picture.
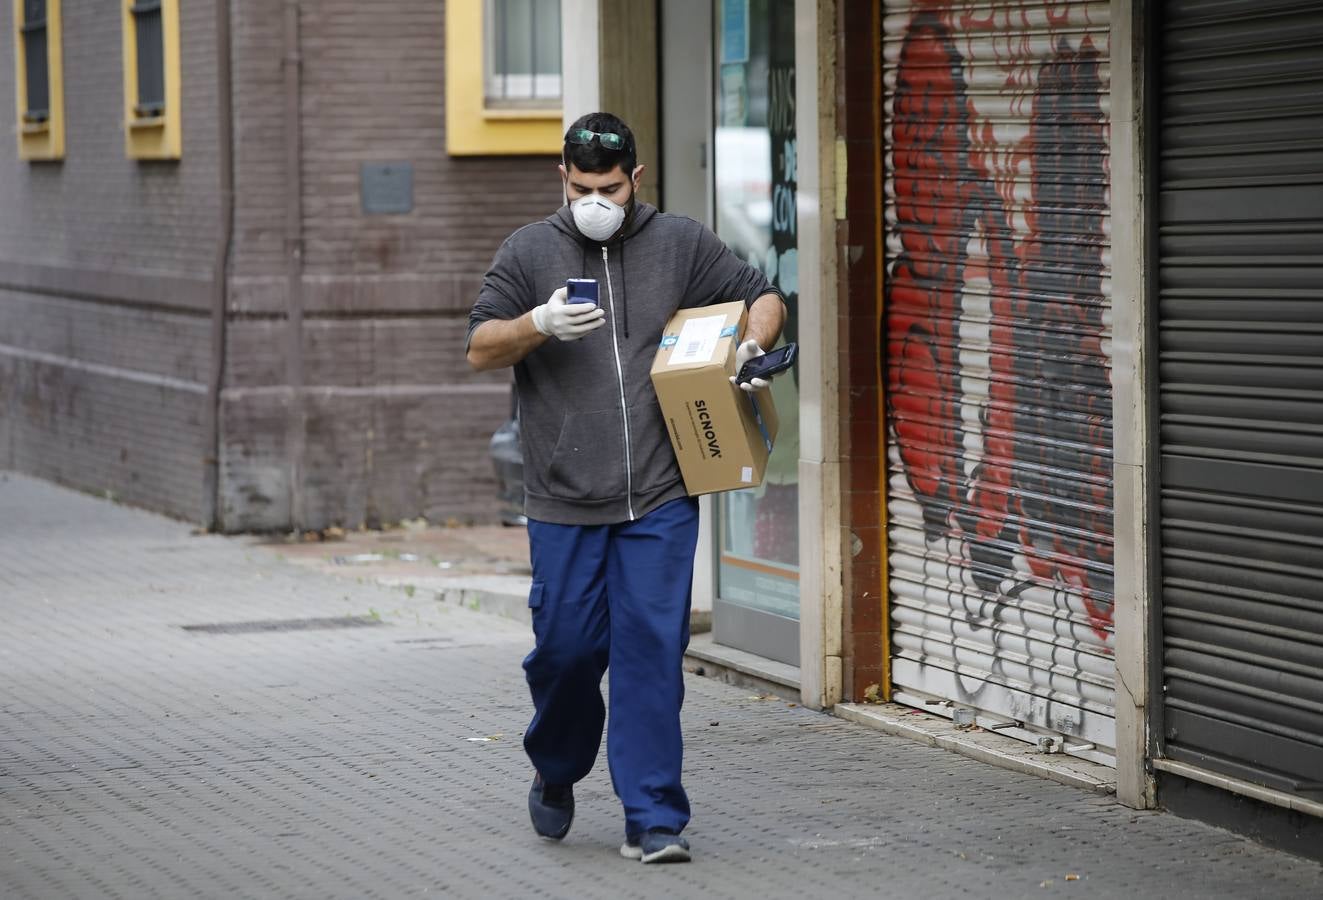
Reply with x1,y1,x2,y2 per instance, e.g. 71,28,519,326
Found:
650,301,779,496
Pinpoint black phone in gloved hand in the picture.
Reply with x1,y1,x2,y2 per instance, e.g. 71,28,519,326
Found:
736,342,798,386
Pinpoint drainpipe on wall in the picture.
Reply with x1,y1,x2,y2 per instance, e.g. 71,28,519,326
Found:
204,0,236,531
283,0,307,531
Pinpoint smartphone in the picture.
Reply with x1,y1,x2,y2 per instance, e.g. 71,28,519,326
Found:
736,342,798,385
566,278,599,305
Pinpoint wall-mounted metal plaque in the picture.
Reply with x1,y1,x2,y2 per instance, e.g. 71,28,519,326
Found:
360,162,414,215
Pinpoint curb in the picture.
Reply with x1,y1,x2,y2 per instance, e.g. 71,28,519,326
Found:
833,702,1117,796
383,575,715,636
431,576,534,624
684,633,800,700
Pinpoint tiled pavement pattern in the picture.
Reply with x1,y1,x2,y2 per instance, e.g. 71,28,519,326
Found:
2,473,1321,900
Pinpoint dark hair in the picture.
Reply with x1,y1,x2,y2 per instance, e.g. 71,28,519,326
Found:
563,112,637,176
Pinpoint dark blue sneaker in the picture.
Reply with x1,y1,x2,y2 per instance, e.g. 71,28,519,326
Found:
528,774,574,840
619,829,691,863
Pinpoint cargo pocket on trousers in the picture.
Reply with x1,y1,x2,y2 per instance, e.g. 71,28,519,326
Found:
528,581,545,609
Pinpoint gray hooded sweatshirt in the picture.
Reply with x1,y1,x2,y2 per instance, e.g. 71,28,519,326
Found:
468,201,777,526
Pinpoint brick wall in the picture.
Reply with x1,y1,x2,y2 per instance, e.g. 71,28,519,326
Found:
836,0,888,702
218,0,561,531
1,1,562,530
0,0,221,521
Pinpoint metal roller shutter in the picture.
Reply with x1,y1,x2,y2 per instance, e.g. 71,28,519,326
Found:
1157,0,1323,797
882,1,1115,757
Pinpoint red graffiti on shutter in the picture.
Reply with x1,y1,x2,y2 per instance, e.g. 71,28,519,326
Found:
887,9,1114,642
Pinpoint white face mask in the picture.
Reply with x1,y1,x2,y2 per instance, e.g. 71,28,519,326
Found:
571,193,627,243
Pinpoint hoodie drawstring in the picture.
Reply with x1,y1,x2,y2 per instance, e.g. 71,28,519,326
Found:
620,241,628,340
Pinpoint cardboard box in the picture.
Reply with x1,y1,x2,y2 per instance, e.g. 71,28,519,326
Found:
650,301,779,496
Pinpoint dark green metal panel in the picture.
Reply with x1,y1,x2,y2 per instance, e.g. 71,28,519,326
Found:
1158,0,1323,799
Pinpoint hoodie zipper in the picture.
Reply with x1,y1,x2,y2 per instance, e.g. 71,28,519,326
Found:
602,245,636,521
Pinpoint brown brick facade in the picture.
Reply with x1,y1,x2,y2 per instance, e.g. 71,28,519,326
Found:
0,0,222,521
1,1,559,530
218,0,560,531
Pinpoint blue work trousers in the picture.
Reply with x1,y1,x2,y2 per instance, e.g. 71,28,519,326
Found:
522,497,699,838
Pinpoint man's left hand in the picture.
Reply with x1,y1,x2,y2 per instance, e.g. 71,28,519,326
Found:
730,339,771,393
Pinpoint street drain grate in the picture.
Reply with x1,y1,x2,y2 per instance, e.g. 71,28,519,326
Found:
180,616,385,635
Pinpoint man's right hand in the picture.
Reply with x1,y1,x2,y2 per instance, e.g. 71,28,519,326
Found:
531,287,606,342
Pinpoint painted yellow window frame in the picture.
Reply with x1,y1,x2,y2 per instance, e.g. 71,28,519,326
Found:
122,0,181,160
445,1,562,156
12,0,65,160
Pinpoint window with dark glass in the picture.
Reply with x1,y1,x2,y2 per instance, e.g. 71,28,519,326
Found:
485,0,562,107
131,0,165,116
20,0,50,122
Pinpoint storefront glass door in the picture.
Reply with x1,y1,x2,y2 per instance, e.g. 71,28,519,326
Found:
711,0,800,665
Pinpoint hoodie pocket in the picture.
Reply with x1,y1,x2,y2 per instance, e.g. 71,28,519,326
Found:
629,398,682,493
546,408,628,501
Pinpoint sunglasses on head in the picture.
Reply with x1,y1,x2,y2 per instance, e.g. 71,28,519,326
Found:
565,128,628,151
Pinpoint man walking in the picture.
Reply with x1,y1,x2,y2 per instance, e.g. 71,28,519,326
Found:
466,112,785,863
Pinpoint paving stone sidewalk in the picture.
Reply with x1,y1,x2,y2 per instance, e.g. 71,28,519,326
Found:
2,472,1321,900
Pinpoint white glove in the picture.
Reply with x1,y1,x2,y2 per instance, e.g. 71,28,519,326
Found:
531,287,606,342
730,339,771,393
